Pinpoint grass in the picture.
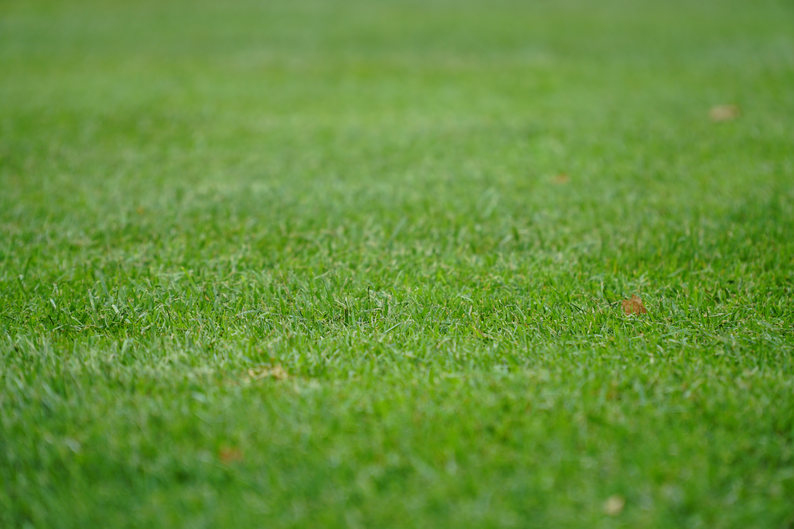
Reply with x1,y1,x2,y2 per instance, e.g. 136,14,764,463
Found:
1,0,794,527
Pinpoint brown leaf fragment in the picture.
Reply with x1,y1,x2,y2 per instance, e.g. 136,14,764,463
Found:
219,447,243,463
709,104,740,122
552,173,570,184
621,295,648,315
606,380,619,401
245,365,289,383
604,495,625,516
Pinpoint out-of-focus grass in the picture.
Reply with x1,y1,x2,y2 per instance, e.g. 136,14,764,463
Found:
1,0,793,527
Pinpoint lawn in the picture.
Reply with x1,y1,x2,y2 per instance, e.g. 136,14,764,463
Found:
1,0,793,527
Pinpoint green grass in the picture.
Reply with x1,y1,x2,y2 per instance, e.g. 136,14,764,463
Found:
2,0,794,527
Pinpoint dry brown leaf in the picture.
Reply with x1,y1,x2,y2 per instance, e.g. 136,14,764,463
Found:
604,495,625,516
245,365,289,383
552,173,570,184
606,380,619,401
709,104,740,122
219,447,243,463
621,295,648,315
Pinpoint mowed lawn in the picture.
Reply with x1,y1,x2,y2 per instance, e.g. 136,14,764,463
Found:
1,0,794,527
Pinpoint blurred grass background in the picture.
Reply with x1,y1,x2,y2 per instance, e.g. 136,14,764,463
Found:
1,0,794,527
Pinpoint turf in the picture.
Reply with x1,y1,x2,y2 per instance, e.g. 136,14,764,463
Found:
2,0,794,527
